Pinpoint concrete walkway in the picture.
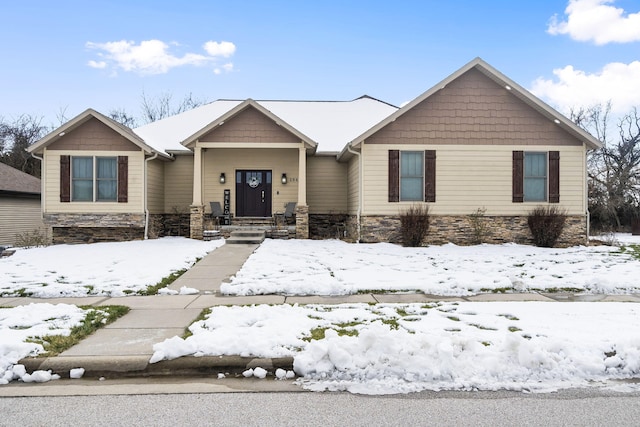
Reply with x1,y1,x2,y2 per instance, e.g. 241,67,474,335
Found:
6,241,640,380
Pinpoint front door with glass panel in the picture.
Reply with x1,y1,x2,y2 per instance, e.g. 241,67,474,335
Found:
235,170,272,217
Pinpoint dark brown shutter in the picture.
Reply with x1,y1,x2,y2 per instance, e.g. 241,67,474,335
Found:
512,151,524,203
60,155,71,202
549,151,560,203
424,150,436,202
388,150,399,202
117,156,128,203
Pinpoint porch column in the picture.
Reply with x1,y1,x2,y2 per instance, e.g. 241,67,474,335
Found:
190,144,204,239
298,145,306,205
296,145,309,239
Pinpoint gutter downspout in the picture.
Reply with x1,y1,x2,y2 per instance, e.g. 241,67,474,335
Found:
347,144,362,242
585,148,590,243
144,152,159,240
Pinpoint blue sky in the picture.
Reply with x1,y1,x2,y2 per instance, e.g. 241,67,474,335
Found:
1,0,639,127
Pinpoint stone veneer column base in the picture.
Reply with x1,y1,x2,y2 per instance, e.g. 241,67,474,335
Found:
190,205,204,240
358,214,587,247
295,205,309,239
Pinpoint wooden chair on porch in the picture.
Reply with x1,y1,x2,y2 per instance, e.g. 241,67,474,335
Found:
209,201,226,228
274,202,296,227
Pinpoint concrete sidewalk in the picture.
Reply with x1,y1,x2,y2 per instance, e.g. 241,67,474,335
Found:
6,241,640,380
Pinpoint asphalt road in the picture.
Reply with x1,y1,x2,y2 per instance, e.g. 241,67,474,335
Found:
1,378,640,426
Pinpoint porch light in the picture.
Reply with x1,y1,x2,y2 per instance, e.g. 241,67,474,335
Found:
281,173,287,184
219,173,226,184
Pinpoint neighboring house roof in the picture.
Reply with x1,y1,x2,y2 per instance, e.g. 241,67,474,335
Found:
341,57,602,160
133,96,399,154
27,109,163,157
0,162,41,195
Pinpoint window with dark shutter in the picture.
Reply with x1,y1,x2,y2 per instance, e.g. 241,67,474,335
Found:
512,151,524,203
424,150,436,202
549,151,560,203
60,155,71,202
117,156,128,203
388,150,399,202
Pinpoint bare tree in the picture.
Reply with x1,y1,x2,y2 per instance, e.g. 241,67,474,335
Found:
572,103,640,230
139,91,205,124
108,108,138,128
0,114,48,177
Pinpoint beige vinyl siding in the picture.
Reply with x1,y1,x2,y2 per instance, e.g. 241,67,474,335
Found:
164,154,194,213
306,156,347,214
362,144,586,216
347,156,360,215
0,196,45,246
202,148,298,216
146,159,164,214
43,149,145,214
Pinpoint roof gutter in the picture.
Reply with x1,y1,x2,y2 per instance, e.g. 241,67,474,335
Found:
144,152,159,239
346,144,362,242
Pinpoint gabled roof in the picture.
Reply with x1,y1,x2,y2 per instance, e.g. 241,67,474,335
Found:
133,97,398,155
27,109,162,157
340,57,602,159
180,99,318,151
0,162,41,195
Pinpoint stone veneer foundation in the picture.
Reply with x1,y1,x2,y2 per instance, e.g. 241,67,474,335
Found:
354,214,587,247
295,205,310,239
45,213,146,244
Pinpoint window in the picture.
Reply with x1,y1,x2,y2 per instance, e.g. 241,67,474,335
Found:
524,152,547,202
512,151,559,203
389,150,436,203
400,151,424,201
71,156,117,201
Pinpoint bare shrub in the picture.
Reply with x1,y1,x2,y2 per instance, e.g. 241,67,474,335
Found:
400,204,430,247
527,206,567,247
14,228,48,248
469,207,488,244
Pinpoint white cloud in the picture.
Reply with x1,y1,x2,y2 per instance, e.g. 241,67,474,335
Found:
548,0,640,44
530,61,640,114
86,39,236,75
87,60,107,69
203,41,236,57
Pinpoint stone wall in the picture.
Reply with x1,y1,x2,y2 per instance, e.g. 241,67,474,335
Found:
190,205,204,240
295,205,309,239
52,226,144,244
309,214,348,239
356,214,587,247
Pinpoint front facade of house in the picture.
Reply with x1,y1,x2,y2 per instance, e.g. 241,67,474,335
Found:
27,58,601,246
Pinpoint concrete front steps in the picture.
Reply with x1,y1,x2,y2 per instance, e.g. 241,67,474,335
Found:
226,229,266,244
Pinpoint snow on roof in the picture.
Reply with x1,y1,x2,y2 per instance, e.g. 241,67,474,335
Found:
132,97,397,155
133,100,243,154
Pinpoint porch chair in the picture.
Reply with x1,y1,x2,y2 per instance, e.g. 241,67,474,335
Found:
209,201,226,228
274,202,296,227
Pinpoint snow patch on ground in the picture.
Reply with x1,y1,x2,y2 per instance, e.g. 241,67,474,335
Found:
151,302,640,394
0,303,95,384
221,237,640,296
0,237,223,297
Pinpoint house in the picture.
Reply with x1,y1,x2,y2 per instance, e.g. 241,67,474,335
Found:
27,58,601,246
0,162,45,247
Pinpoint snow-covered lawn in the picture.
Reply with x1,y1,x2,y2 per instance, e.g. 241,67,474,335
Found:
222,237,640,296
151,301,640,394
0,237,223,297
0,303,99,384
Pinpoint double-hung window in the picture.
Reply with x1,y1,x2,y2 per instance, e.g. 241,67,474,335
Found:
523,152,547,202
400,151,424,201
513,150,559,203
71,156,117,202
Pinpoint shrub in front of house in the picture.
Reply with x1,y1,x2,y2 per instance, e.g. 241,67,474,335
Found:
400,204,430,247
527,206,567,247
